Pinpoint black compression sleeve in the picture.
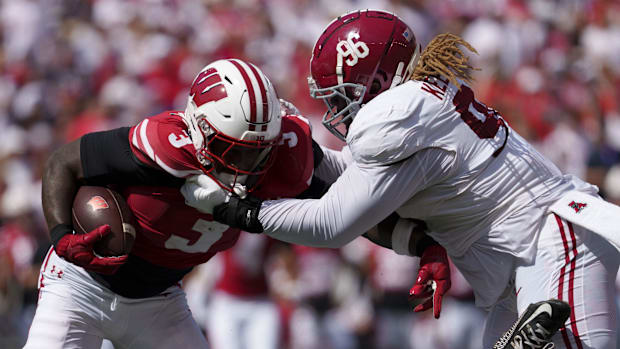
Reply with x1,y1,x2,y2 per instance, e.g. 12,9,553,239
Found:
362,232,392,249
311,139,325,169
415,235,440,257
80,127,183,187
296,175,330,199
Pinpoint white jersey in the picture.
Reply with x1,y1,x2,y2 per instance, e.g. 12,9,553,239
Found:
259,77,598,308
364,79,597,256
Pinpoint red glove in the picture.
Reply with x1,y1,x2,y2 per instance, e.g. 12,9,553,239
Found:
54,225,128,275
408,244,451,319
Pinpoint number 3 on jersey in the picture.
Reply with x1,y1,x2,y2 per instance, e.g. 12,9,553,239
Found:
165,219,229,253
453,85,504,139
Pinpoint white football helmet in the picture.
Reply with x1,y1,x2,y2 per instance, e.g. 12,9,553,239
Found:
183,59,282,192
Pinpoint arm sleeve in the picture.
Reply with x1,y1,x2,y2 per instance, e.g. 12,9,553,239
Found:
314,145,353,184
81,127,183,187
259,147,456,247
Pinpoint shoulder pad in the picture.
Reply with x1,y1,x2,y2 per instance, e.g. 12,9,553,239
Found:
253,115,314,199
129,111,203,178
347,82,442,165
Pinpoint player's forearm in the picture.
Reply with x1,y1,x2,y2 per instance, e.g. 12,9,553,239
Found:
217,152,442,244
260,158,419,247
259,196,368,248
42,139,83,231
260,189,399,248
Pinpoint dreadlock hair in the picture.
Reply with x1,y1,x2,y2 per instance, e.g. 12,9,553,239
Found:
411,33,479,87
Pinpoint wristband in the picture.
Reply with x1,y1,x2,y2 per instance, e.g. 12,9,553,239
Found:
50,223,73,247
392,218,417,256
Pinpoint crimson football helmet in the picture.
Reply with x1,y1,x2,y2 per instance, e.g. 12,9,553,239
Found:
183,59,282,192
308,10,421,140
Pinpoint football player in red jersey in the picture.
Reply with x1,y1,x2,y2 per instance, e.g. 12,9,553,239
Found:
24,59,325,349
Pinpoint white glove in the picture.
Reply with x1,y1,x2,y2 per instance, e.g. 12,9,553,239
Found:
279,98,301,116
181,175,229,214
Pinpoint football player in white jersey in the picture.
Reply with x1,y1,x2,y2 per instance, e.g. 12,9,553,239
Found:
202,9,620,349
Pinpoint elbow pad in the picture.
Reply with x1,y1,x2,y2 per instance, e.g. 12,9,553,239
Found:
391,218,417,256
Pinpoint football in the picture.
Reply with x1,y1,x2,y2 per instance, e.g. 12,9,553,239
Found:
72,186,136,257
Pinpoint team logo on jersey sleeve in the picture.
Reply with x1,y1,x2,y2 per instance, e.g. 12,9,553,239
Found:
87,196,109,211
568,200,587,213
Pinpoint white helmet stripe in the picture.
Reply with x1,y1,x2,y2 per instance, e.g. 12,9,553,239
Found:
229,59,267,125
247,62,269,124
228,59,258,129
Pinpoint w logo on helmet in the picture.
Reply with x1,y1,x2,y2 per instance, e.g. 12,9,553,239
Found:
568,200,587,213
87,196,109,211
191,68,228,107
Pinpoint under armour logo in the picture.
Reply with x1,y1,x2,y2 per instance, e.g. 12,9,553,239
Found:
568,201,587,213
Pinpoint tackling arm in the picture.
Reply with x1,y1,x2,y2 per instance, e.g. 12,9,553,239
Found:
214,148,456,246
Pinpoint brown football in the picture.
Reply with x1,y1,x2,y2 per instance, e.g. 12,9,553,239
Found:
72,186,136,257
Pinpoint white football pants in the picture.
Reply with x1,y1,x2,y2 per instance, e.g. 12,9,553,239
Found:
483,213,619,349
206,291,281,349
23,249,208,349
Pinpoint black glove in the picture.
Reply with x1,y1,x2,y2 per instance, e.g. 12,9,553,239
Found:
213,195,264,233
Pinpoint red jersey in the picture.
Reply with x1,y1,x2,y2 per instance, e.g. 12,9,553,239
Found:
124,111,313,270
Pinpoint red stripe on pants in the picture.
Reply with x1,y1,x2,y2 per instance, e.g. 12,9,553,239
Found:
567,222,584,349
555,214,584,349
556,214,573,349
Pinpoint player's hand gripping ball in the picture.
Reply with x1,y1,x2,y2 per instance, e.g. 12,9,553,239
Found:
54,186,135,275
71,186,136,257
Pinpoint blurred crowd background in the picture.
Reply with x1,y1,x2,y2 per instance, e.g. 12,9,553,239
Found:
1,0,620,348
